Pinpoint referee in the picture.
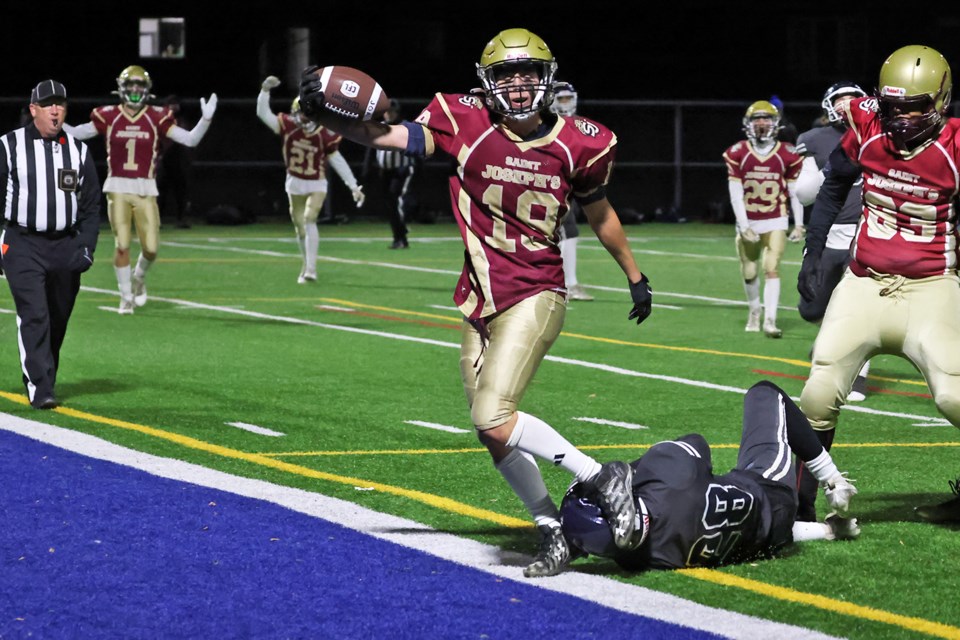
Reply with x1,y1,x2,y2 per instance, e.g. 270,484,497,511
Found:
362,99,419,249
0,79,101,409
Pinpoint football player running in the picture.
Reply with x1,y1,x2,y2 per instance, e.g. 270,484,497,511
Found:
559,381,859,572
798,45,960,523
298,28,653,577
723,101,804,338
65,66,217,314
257,76,365,283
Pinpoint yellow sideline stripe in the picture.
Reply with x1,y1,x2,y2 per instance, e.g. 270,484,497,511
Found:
320,297,929,377
3,390,955,634
679,568,960,639
0,391,529,529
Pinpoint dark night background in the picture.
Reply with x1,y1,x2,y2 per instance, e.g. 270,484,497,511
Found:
4,2,959,222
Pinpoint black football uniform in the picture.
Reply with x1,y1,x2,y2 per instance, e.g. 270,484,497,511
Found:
795,125,863,323
613,383,801,571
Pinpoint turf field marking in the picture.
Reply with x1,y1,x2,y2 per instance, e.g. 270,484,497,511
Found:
71,286,950,428
574,416,649,430
226,421,285,437
0,413,842,640
754,368,931,392
404,420,471,434
679,568,960,640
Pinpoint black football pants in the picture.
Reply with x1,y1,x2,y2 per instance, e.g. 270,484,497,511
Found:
2,227,80,404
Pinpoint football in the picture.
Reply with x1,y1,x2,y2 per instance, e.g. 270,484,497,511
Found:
311,66,390,121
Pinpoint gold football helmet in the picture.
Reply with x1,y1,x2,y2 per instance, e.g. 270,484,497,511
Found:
877,45,952,152
742,100,782,144
476,28,557,118
116,65,154,108
290,97,319,133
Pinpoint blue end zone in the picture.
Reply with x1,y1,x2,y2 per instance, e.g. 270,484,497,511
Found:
0,430,723,639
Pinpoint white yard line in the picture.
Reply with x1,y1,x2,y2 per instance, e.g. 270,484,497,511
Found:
403,420,471,434
574,417,650,430
225,421,285,437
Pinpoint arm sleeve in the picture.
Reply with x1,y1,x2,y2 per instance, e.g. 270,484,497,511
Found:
76,149,102,252
63,121,98,140
727,180,750,231
804,145,859,257
327,151,359,190
788,186,804,227
257,90,280,135
794,156,825,206
792,521,831,541
166,119,212,148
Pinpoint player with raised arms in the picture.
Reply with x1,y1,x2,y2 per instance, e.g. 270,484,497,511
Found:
298,28,653,577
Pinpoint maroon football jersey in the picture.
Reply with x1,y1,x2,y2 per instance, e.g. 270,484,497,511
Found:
841,97,960,278
415,94,617,319
90,105,176,180
722,140,803,222
278,114,342,180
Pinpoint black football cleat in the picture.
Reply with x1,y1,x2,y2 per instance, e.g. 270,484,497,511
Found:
523,524,573,578
591,461,637,549
32,395,59,410
916,477,960,523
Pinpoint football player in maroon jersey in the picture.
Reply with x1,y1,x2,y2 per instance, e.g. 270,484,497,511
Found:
723,101,805,338
65,65,217,314
798,45,960,523
258,76,365,283
299,28,653,577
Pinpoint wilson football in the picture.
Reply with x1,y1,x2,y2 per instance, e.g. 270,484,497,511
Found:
311,66,390,121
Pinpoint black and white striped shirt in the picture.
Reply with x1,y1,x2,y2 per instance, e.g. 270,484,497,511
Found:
0,123,100,244
375,148,416,171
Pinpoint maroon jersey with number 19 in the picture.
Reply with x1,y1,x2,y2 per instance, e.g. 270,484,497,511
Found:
415,93,617,319
841,96,960,279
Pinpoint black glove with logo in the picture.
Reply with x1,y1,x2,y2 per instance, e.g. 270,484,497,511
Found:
797,250,822,302
69,243,94,273
298,65,326,119
628,274,653,325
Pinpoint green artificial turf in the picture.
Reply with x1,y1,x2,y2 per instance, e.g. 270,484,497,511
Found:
1,219,957,640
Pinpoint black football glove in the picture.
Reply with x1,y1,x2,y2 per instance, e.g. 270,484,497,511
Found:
797,250,821,302
68,243,93,274
298,65,326,119
627,274,653,325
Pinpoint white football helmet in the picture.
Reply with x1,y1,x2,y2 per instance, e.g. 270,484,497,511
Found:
551,81,578,116
821,81,866,125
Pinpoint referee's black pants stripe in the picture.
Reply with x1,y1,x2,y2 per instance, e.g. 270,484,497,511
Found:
3,230,80,402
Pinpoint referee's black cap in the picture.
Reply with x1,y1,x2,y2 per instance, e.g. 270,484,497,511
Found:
30,80,68,106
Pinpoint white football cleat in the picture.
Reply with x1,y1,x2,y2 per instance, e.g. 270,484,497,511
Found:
132,275,147,307
745,309,761,332
297,270,317,284
824,512,861,540
567,284,594,301
118,296,135,315
763,318,782,339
